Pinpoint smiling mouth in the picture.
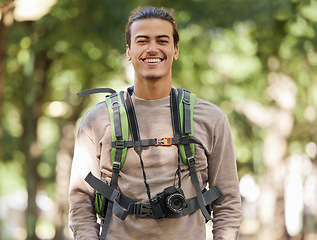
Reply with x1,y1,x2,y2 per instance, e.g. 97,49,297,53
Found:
143,58,164,63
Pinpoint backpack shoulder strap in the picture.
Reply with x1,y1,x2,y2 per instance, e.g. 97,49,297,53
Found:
176,88,212,221
105,91,130,169
77,87,130,169
101,91,130,239
177,88,196,164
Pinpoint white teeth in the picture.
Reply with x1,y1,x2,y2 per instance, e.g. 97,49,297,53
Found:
144,58,162,63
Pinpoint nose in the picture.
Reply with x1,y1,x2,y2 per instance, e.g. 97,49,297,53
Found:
147,42,158,54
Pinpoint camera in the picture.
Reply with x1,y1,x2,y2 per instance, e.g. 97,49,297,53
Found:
164,186,186,213
151,186,187,217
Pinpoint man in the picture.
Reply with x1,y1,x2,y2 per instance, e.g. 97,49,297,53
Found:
69,6,241,240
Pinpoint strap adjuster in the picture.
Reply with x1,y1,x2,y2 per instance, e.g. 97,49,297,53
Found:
134,202,153,218
182,89,191,105
156,136,172,146
113,140,125,149
187,156,195,165
112,162,121,171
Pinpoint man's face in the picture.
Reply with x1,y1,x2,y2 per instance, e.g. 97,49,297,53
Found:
126,18,179,82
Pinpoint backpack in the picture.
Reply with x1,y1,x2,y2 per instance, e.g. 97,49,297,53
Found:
77,86,222,239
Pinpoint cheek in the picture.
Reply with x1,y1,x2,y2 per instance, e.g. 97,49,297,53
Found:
130,48,144,60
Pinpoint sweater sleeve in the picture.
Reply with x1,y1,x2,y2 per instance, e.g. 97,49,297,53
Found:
208,115,242,240
68,127,100,239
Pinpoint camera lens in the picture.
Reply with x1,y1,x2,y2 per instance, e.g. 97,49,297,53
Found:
165,193,186,213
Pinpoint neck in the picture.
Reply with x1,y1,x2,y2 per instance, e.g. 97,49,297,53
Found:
134,77,172,100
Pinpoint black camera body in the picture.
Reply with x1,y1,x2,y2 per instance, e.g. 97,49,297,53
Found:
150,186,187,218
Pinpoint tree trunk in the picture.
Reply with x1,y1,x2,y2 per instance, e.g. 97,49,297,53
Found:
0,0,14,156
22,41,40,240
0,19,7,142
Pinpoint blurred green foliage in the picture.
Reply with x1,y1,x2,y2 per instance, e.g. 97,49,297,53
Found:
0,0,316,239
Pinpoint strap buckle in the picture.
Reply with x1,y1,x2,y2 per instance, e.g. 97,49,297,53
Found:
112,161,121,172
187,156,195,165
134,202,153,218
156,136,172,146
113,140,125,149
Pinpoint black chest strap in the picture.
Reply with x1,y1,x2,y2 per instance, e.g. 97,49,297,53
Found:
85,172,222,220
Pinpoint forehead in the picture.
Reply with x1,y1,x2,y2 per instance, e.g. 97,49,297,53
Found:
130,18,174,38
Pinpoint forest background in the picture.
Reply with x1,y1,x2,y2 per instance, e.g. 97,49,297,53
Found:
0,0,316,239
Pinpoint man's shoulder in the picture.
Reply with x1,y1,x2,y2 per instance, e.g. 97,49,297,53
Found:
78,101,109,129
194,97,227,120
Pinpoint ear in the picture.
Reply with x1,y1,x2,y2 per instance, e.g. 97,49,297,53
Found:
126,44,131,61
173,44,179,60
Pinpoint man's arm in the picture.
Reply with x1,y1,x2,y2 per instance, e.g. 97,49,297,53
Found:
208,115,242,240
68,128,100,239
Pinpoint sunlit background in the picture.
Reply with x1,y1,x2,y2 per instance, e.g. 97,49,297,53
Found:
0,0,316,239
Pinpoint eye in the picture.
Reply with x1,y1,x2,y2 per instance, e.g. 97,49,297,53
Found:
158,39,168,44
137,39,148,44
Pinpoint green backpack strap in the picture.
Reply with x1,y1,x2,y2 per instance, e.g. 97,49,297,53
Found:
77,88,129,169
177,88,196,164
100,91,129,239
177,88,212,222
105,91,129,169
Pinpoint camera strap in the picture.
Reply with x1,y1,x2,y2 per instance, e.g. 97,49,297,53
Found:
125,87,153,202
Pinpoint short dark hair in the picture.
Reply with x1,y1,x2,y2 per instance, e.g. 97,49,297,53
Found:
125,6,179,48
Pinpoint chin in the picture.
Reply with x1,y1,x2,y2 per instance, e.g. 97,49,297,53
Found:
145,75,161,80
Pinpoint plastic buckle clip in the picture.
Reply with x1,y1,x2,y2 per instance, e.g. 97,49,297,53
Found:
187,156,195,165
135,202,153,218
157,135,172,146
112,162,121,172
114,140,125,149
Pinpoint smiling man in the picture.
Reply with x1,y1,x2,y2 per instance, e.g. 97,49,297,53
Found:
126,17,178,99
69,6,241,240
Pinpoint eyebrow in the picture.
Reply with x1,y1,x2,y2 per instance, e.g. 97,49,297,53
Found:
135,35,171,40
157,35,170,39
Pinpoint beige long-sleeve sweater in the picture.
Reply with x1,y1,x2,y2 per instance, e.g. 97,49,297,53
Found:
68,90,241,240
